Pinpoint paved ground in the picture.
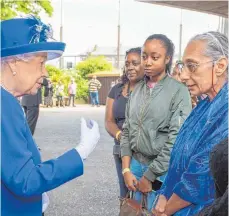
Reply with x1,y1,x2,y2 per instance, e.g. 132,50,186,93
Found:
34,105,119,216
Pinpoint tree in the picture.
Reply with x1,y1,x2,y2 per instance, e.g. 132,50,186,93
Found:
1,0,53,20
45,65,89,101
76,56,113,79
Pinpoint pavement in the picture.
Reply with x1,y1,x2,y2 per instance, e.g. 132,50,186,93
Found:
34,105,119,216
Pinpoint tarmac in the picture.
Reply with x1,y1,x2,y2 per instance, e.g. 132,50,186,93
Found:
35,105,119,216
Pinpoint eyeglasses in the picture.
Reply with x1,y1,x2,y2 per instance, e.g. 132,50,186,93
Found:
177,60,214,74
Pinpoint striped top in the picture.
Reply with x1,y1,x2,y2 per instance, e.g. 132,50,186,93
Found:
88,79,102,92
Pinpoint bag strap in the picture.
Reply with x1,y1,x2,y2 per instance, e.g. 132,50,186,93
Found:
125,190,134,199
141,193,148,209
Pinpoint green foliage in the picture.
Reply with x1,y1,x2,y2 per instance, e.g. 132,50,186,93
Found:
46,56,113,101
76,56,113,79
46,65,62,77
1,0,53,20
75,76,89,101
45,65,88,101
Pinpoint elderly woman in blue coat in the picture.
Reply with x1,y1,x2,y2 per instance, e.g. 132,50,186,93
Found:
1,16,100,216
152,31,228,216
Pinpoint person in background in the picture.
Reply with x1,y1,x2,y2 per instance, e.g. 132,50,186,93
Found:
44,78,54,108
120,34,192,211
171,61,198,108
21,78,48,136
88,75,102,107
105,47,144,198
110,81,116,88
116,77,121,84
68,78,77,107
56,81,65,107
171,60,182,82
152,31,228,216
1,15,100,216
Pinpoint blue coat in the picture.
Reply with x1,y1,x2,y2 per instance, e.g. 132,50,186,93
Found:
158,84,228,215
1,88,84,216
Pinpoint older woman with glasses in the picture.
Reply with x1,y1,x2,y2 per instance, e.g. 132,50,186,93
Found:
171,61,198,108
152,31,228,216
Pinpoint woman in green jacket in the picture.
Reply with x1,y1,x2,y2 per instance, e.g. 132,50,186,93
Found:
120,34,192,211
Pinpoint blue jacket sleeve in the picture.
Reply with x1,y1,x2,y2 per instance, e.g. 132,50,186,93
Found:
156,175,170,199
1,101,84,197
173,146,216,205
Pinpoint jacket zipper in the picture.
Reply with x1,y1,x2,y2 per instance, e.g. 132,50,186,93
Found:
136,88,151,152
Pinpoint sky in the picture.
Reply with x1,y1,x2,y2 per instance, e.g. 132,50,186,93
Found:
41,0,220,56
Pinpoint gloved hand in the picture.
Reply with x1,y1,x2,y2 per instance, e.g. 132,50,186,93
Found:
42,192,49,213
75,117,100,160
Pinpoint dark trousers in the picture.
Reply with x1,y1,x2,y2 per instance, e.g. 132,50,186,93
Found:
114,154,128,198
69,94,75,106
57,96,64,107
23,105,39,135
90,92,99,105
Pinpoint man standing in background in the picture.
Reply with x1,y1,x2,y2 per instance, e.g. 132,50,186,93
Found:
88,75,102,107
68,78,77,107
44,78,54,108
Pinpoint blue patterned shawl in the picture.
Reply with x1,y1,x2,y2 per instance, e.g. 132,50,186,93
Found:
158,83,228,216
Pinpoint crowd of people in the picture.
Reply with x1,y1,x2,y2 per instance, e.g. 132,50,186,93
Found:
19,76,103,108
1,15,228,216
105,32,228,215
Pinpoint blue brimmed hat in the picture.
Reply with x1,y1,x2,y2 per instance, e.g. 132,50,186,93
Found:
1,15,65,60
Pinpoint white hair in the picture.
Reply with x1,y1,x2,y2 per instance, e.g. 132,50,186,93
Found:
1,53,35,64
189,31,228,62
1,53,41,71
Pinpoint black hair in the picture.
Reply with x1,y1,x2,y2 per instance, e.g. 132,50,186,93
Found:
145,34,175,74
121,47,142,84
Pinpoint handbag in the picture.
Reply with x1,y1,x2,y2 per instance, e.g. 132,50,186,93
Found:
119,191,154,216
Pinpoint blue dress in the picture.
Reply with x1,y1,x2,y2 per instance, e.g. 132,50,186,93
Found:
158,84,228,215
1,88,84,216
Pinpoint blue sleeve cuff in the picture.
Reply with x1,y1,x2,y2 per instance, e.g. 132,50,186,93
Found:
156,189,169,200
60,149,84,179
173,182,195,204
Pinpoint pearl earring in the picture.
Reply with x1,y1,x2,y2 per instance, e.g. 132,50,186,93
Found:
13,71,16,76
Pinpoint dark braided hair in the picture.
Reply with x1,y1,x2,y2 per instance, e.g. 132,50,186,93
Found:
145,34,175,74
121,47,142,84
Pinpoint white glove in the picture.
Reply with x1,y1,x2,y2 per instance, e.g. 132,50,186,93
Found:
42,192,49,213
75,117,100,160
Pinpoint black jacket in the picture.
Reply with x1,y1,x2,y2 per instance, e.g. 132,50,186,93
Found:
44,85,54,97
21,78,48,106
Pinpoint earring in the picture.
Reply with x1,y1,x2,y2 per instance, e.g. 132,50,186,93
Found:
12,71,16,76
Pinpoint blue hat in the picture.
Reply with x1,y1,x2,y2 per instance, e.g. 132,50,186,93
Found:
1,15,65,60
